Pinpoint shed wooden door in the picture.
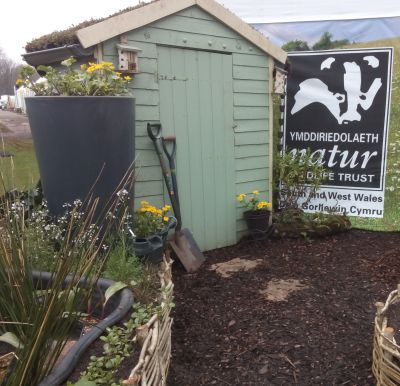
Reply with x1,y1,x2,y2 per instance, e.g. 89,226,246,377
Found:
158,46,236,251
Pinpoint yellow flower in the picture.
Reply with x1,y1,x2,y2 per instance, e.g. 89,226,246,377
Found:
162,205,171,212
115,72,122,76
257,202,264,209
252,190,259,195
15,79,23,85
80,64,87,70
140,201,149,206
124,75,132,81
163,216,169,222
237,193,246,202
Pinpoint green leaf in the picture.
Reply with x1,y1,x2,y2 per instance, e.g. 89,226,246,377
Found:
67,377,97,386
104,281,127,306
0,332,23,348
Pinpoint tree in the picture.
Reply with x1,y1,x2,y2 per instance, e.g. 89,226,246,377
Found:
312,32,350,50
0,47,22,95
282,39,310,52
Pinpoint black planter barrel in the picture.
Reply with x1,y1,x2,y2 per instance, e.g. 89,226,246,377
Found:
25,96,135,216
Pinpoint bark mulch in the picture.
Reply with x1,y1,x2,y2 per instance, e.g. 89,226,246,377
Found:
168,229,400,386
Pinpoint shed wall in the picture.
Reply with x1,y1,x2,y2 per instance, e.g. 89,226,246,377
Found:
102,5,271,243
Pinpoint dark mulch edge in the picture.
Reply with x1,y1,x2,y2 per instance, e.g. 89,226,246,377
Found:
168,229,400,386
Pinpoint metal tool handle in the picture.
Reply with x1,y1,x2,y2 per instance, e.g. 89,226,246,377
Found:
162,136,182,230
147,123,162,140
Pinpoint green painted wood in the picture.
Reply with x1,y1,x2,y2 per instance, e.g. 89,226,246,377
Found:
137,58,158,74
233,65,268,81
130,73,159,90
135,105,159,121
127,26,263,56
135,180,163,197
135,165,162,182
149,14,241,40
233,53,269,67
234,93,268,107
234,119,269,133
236,180,268,195
235,156,269,171
128,89,159,106
136,137,156,150
158,46,235,251
234,106,268,120
135,150,160,167
235,144,269,158
236,168,268,183
235,131,268,146
233,79,268,93
177,6,215,20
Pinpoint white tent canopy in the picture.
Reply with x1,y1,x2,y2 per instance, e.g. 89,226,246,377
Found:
221,0,400,23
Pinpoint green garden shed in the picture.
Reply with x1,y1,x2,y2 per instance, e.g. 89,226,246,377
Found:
24,0,287,251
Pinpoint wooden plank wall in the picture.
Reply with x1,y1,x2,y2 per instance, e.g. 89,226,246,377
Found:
102,5,270,244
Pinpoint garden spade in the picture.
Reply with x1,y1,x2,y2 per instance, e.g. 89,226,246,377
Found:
160,135,205,272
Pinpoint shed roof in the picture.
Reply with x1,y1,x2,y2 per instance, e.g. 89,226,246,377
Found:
76,0,287,64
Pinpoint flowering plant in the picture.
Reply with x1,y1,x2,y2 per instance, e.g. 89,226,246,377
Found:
18,57,132,96
237,191,272,211
133,201,171,238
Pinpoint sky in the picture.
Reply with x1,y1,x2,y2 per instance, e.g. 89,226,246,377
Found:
1,0,399,63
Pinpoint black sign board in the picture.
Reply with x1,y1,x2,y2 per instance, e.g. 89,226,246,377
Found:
284,48,393,217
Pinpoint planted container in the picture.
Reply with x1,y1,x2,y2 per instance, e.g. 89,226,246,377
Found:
25,96,135,217
244,209,271,237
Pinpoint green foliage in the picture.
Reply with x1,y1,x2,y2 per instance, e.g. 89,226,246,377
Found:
282,39,310,52
312,32,350,50
275,149,327,211
273,209,351,238
18,57,131,96
0,170,135,386
281,32,350,53
79,303,157,385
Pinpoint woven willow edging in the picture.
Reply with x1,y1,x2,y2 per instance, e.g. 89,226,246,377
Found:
123,254,174,386
373,284,400,386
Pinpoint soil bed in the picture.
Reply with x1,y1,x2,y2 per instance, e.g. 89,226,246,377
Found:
169,229,400,386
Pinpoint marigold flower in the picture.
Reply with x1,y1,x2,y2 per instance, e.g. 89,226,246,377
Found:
252,190,259,195
124,75,132,81
163,216,169,222
15,79,23,85
237,193,246,202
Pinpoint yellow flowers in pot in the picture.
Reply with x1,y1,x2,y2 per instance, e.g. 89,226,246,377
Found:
18,57,132,96
237,190,272,212
133,201,171,238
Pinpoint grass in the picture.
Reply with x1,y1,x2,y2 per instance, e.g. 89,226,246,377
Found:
346,37,400,231
0,138,39,193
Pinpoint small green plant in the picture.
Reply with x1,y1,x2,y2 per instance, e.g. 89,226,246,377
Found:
236,190,272,211
133,201,171,238
18,57,131,96
274,149,327,211
0,170,135,386
78,303,157,385
103,244,143,286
